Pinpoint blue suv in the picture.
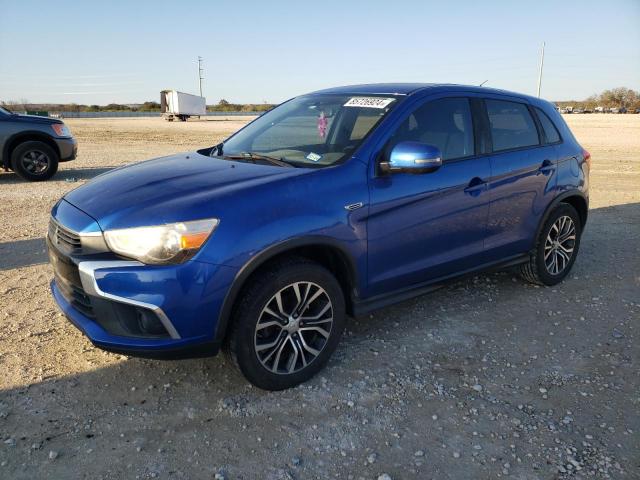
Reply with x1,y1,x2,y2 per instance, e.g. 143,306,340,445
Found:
48,84,589,390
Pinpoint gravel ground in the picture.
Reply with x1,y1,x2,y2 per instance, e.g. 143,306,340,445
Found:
0,115,638,479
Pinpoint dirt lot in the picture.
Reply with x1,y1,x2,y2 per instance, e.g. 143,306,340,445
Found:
0,115,638,479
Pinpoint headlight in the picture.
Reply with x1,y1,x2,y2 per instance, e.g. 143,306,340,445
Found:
104,219,219,265
51,123,72,137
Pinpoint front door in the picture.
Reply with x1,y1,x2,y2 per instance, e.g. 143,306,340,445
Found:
367,97,491,297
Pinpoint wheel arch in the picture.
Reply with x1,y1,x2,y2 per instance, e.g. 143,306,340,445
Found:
534,191,588,246
561,194,588,228
214,237,359,344
2,132,61,168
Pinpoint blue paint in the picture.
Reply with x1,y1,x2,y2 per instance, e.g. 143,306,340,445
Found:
49,84,588,357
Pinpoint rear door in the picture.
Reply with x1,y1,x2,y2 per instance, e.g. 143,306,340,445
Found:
483,97,558,259
366,96,491,297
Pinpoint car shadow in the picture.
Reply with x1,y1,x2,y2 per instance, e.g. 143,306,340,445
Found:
0,166,115,184
0,237,48,271
54,166,116,180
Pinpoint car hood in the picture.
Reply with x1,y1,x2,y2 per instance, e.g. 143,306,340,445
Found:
63,151,307,230
11,114,63,125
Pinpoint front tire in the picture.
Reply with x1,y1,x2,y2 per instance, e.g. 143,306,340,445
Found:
521,203,582,286
10,141,59,181
227,258,346,390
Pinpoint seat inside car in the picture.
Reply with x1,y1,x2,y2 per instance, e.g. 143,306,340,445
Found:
384,98,472,161
414,102,470,160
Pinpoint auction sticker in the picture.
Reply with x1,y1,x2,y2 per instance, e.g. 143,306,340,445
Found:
306,152,322,162
344,97,395,109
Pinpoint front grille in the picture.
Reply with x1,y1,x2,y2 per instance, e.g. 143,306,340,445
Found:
55,272,95,318
49,240,94,318
71,287,94,317
48,218,82,254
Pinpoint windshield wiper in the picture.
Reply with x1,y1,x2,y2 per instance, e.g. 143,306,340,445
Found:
223,152,295,168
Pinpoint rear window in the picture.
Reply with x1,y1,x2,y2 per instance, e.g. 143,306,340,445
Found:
535,107,561,144
486,99,539,152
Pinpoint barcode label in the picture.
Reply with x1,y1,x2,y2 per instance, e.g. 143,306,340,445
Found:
343,97,395,109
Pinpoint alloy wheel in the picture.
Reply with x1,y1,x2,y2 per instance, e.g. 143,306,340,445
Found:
544,215,576,275
21,150,50,174
254,281,333,375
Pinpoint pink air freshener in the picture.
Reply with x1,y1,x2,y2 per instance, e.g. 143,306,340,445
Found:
317,112,328,138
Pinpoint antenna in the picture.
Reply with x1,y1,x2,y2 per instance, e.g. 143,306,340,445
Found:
479,80,488,87
537,42,545,98
198,56,204,97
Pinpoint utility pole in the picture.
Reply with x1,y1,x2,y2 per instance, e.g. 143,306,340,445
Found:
198,56,204,97
537,42,545,98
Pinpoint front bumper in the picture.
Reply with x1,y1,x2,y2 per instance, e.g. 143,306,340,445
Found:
56,136,78,161
48,237,238,359
52,280,221,358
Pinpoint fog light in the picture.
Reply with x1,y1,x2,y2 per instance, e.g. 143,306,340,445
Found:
137,309,166,335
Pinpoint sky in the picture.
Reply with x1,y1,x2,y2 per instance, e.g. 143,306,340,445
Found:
1,0,639,105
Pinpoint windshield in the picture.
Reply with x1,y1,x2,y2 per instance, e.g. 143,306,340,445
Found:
216,94,400,167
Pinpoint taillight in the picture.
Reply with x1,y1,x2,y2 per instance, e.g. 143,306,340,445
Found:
582,149,591,169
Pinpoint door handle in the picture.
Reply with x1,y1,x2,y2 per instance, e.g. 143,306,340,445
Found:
464,177,487,197
538,159,555,175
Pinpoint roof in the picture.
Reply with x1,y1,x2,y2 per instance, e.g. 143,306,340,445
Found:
311,83,438,95
310,83,544,104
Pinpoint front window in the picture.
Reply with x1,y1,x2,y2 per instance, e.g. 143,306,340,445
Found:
216,94,400,167
384,97,475,161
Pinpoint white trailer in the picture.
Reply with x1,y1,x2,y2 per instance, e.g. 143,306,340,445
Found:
160,90,206,121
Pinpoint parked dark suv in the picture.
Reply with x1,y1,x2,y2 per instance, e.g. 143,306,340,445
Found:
48,84,589,390
0,106,77,181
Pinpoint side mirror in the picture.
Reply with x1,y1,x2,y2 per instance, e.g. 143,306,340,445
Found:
380,141,442,174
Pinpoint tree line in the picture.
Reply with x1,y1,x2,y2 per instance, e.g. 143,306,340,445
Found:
209,99,274,112
555,87,639,110
0,99,276,113
3,87,638,113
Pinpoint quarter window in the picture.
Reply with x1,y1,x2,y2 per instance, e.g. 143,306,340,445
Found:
486,99,539,152
535,107,561,144
387,98,474,161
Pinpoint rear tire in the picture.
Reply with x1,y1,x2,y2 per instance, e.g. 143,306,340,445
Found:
10,141,59,181
226,257,346,390
520,203,582,286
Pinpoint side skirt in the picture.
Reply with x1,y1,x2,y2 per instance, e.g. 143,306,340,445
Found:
352,253,529,318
